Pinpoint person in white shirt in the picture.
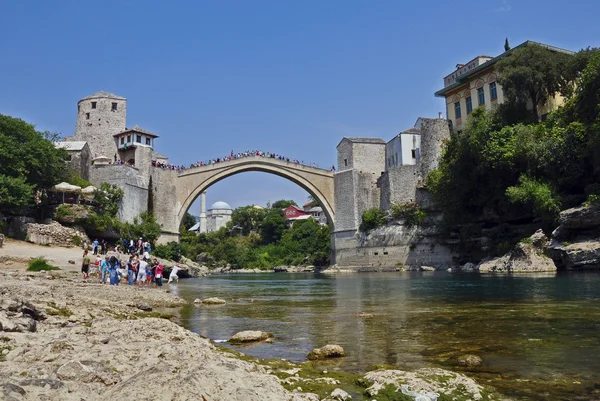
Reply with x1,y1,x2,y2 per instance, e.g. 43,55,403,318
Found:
137,259,148,286
168,265,185,284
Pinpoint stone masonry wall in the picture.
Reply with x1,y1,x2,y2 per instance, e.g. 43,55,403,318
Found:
71,95,127,160
334,170,357,232
379,165,419,211
337,139,353,171
418,118,450,181
352,142,386,174
151,168,179,240
89,165,148,224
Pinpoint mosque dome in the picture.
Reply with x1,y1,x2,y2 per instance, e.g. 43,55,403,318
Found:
210,201,232,210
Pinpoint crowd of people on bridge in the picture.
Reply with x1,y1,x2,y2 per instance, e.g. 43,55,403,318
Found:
151,150,336,173
80,237,185,287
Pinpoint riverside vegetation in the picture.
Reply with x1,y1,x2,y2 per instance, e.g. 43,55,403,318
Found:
154,200,331,269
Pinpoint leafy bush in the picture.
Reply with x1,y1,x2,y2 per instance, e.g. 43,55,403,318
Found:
94,183,124,218
27,257,60,271
359,208,387,232
55,204,70,219
390,202,426,227
121,211,162,246
71,235,83,247
153,241,182,262
506,175,561,223
584,194,600,206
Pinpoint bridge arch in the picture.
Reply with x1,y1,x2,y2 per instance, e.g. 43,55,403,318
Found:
175,157,335,232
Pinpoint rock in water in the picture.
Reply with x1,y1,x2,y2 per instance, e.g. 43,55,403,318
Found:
477,229,556,273
457,354,483,367
200,297,226,305
307,344,345,360
229,330,274,343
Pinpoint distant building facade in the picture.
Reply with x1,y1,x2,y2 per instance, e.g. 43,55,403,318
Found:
435,41,574,132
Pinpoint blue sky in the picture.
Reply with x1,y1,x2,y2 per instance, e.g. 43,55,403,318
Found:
1,0,598,212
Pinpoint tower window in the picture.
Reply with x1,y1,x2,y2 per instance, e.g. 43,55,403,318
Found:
120,137,124,145
91,102,97,109
411,149,417,159
344,159,348,167
86,113,90,120
78,105,80,113
112,102,118,111
136,135,142,143
126,135,131,143
146,138,151,145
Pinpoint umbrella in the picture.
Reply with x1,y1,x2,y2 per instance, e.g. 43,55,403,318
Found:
50,182,82,192
49,182,82,203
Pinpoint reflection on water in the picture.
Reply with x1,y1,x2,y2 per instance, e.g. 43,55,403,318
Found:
172,271,600,400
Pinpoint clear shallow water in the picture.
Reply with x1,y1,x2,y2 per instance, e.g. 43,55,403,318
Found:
171,271,600,400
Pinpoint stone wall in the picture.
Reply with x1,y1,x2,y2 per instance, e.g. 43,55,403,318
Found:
332,221,455,269
337,139,353,171
26,221,89,247
151,168,179,241
69,146,91,181
378,165,419,211
89,165,148,224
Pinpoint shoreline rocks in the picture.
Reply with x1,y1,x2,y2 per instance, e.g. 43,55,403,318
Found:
308,344,345,360
229,330,274,343
477,229,556,273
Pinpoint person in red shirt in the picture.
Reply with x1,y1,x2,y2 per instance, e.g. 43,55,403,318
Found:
153,258,164,287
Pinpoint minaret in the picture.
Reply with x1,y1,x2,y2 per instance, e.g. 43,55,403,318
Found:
199,192,207,233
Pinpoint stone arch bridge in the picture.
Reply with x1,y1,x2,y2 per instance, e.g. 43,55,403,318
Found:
153,156,335,242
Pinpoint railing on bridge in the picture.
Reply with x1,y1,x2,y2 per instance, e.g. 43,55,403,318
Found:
151,151,336,174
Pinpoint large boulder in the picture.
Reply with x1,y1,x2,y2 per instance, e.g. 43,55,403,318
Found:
229,330,273,343
198,297,226,305
457,354,483,367
478,230,556,273
558,205,600,230
307,344,345,360
548,240,600,270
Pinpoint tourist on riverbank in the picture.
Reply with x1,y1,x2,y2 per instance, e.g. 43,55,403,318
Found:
108,256,119,285
100,256,109,284
81,250,90,279
168,265,185,284
153,259,164,287
146,262,152,285
93,239,99,255
127,256,137,285
137,258,148,286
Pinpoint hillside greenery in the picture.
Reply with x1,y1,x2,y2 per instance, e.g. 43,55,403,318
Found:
157,200,330,269
427,46,600,233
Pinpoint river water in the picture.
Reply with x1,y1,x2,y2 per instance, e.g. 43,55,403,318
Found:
171,272,600,400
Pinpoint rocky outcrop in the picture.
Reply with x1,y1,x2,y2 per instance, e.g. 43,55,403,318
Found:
0,298,47,333
477,230,556,273
229,330,273,343
25,221,89,248
548,205,600,270
53,204,91,224
307,344,345,360
8,216,36,240
364,368,489,401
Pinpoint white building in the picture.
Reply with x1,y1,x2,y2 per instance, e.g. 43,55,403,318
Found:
207,201,233,232
385,126,421,170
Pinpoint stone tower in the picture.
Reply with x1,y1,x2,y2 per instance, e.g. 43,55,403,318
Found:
71,91,127,159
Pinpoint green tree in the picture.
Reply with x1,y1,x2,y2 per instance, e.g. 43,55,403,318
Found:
271,199,297,209
147,175,154,215
0,175,34,213
260,208,288,244
497,43,573,122
0,115,68,212
181,212,197,231
231,205,266,235
94,183,124,218
121,211,162,245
